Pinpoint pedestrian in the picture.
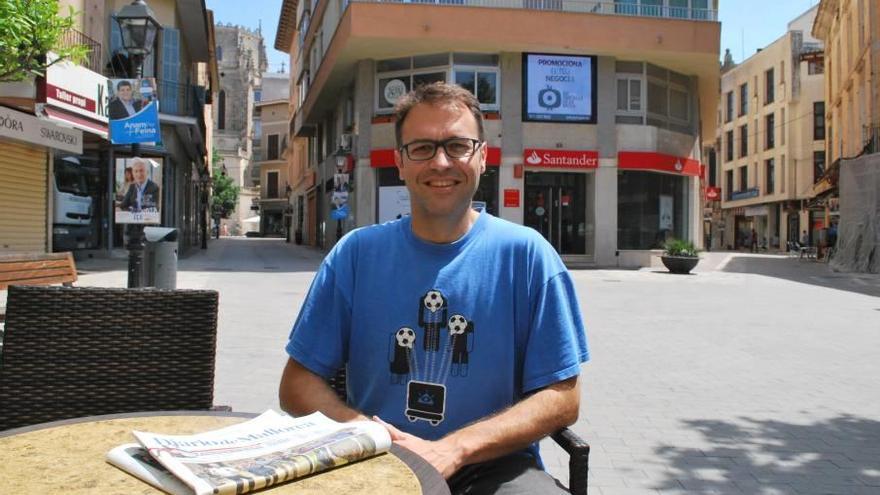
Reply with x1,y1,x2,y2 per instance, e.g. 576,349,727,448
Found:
750,228,758,253
800,230,809,247
279,82,589,493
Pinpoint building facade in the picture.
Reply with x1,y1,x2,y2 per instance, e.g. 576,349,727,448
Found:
213,24,267,235
0,0,216,256
276,0,720,267
253,72,292,237
710,6,826,251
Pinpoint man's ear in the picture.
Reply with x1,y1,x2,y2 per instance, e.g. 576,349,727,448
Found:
394,149,405,181
479,142,487,174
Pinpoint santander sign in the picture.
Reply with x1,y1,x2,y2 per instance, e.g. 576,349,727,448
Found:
523,149,598,169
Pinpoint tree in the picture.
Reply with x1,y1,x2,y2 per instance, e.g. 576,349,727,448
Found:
211,149,239,219
0,0,88,82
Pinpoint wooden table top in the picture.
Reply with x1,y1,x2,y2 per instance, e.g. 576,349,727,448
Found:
0,411,450,495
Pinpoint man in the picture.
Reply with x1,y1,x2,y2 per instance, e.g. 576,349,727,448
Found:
279,82,589,493
119,158,160,212
108,80,142,120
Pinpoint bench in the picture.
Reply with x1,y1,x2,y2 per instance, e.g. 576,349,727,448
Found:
0,252,77,322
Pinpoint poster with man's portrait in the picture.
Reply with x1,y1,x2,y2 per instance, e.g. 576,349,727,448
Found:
108,78,161,145
115,157,162,224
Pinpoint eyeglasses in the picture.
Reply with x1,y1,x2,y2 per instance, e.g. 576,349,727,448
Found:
399,137,482,162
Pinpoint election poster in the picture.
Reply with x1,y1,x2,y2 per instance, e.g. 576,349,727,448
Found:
523,53,596,123
108,78,161,144
115,156,162,224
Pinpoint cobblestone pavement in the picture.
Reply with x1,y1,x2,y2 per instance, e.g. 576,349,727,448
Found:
66,240,880,494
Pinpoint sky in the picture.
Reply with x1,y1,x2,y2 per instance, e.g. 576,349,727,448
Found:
205,0,822,74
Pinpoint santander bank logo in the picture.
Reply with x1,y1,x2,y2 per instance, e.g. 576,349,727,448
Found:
523,149,598,169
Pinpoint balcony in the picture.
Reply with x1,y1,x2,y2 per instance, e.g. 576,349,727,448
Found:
57,28,102,73
345,0,716,20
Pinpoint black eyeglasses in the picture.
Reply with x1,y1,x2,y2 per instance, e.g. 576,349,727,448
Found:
399,137,482,162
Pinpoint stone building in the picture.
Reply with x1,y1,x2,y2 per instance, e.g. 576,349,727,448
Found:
252,72,291,237
213,23,267,235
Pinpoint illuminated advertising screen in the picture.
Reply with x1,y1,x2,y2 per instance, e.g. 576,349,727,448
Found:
522,53,597,123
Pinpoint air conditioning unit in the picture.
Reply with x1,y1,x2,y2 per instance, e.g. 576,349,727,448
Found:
339,133,353,151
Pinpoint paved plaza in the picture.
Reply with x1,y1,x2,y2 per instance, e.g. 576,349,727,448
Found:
68,238,880,494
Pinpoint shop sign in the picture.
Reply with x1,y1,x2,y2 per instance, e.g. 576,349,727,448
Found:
503,189,520,208
523,149,598,169
705,186,721,201
0,106,82,154
618,151,701,177
730,188,759,201
744,205,769,217
41,52,109,124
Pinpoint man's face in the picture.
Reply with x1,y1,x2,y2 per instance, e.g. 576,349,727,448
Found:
394,103,485,224
132,162,147,184
117,85,132,102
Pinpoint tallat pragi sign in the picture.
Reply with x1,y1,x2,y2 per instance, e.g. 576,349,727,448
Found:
523,53,597,123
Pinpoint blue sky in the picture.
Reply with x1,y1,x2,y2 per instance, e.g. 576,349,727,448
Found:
205,0,821,73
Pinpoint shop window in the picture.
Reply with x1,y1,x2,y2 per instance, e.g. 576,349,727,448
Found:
739,124,748,158
765,158,774,194
617,171,687,249
377,53,500,112
739,83,748,116
813,101,825,140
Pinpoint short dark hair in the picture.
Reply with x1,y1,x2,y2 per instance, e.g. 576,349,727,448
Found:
116,80,132,90
393,82,484,148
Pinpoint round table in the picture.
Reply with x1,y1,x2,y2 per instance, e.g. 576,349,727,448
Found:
0,411,450,495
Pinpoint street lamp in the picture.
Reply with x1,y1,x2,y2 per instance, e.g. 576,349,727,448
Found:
115,0,162,78
115,0,162,288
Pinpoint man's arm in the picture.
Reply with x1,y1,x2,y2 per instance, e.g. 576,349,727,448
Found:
376,375,580,478
278,357,369,422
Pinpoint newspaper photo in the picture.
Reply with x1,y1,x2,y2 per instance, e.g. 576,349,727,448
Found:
106,410,392,495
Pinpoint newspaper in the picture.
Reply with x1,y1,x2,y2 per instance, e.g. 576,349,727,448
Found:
107,410,392,495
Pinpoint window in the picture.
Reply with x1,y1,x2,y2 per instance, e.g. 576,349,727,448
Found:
725,130,734,162
739,124,748,158
376,53,500,112
254,89,262,102
708,148,717,186
813,151,826,182
739,166,748,190
765,158,775,194
780,108,785,145
253,120,261,139
616,77,642,112
725,91,733,122
765,113,775,149
726,170,734,200
267,171,279,198
764,68,774,105
640,0,662,16
814,101,825,140
161,27,181,114
617,171,687,249
268,134,279,160
217,90,226,130
807,60,824,75
780,154,786,193
216,45,222,61
739,83,748,116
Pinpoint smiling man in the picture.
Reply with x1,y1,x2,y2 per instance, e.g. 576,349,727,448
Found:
280,82,589,494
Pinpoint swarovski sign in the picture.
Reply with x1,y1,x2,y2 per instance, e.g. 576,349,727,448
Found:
0,106,83,154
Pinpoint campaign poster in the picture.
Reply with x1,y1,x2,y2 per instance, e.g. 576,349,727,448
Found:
523,53,597,123
108,78,161,144
378,186,411,223
115,157,162,224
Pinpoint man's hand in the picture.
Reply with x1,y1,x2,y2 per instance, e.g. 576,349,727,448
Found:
373,417,466,479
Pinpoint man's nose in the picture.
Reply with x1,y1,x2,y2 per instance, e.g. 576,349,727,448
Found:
427,147,454,170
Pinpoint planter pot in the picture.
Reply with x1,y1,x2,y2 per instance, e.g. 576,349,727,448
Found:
661,255,699,274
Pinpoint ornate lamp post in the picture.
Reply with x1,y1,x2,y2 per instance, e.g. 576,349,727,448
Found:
115,0,162,288
115,0,162,79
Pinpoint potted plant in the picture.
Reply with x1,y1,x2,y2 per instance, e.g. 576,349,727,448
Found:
661,238,700,274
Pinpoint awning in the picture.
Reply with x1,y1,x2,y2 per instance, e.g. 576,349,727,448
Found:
40,105,108,140
242,215,260,224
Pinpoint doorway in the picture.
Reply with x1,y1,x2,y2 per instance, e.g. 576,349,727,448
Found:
524,172,587,255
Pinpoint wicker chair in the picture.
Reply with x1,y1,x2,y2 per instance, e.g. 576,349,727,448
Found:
328,367,590,495
0,285,221,432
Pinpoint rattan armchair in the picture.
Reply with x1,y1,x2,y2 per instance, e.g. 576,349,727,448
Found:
327,367,590,495
0,286,221,431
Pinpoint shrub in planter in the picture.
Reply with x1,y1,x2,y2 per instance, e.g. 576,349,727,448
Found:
661,238,700,274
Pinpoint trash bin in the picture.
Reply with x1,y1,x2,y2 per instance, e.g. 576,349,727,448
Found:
143,227,178,289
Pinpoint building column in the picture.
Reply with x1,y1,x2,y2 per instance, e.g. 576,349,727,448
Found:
355,59,376,227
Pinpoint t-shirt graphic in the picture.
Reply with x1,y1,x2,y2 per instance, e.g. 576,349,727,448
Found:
388,289,476,426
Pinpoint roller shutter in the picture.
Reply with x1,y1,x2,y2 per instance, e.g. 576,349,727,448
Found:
0,139,48,253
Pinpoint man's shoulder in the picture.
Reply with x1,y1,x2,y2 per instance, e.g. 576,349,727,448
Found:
332,219,404,255
482,214,551,248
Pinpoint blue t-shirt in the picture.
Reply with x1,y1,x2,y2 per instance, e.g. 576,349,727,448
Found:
286,211,589,459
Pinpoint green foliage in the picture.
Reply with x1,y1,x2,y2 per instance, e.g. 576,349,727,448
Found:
210,152,239,218
0,0,88,82
663,238,699,257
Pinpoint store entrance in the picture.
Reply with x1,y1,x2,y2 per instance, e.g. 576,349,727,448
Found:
524,172,587,255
